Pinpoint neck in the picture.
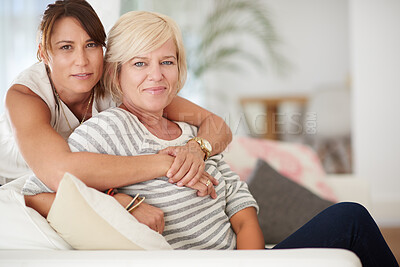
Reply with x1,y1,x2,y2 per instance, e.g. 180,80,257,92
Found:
119,103,180,140
57,90,93,109
47,71,93,122
120,103,164,127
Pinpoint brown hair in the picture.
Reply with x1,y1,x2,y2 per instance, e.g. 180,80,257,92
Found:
37,0,107,97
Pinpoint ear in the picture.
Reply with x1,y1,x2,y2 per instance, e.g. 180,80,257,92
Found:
38,44,49,65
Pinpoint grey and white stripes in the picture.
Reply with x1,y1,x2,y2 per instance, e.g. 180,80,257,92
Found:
68,107,258,250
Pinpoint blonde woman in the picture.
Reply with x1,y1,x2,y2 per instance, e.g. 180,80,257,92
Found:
65,10,264,249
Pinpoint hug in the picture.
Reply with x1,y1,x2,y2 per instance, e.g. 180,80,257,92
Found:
0,1,397,266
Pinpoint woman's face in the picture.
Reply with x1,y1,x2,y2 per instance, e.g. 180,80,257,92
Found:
119,39,179,115
43,17,103,96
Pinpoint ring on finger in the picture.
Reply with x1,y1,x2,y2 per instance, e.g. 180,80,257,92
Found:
205,179,211,187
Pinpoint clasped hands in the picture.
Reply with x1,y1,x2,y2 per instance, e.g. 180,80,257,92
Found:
158,140,218,199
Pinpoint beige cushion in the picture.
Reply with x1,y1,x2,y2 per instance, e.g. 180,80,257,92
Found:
47,172,172,250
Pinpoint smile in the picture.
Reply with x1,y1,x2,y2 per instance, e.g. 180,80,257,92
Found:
72,73,92,80
143,87,166,95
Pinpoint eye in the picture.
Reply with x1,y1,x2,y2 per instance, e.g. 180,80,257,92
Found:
161,61,174,65
134,62,145,67
60,45,72,50
87,42,99,48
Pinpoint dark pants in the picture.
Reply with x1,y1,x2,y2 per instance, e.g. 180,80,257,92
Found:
273,202,399,267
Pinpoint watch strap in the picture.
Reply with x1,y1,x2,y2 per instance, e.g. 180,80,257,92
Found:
188,137,212,160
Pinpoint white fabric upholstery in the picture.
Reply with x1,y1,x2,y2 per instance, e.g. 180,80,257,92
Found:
0,177,72,250
0,249,362,267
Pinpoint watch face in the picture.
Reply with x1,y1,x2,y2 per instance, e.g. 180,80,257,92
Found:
203,139,212,152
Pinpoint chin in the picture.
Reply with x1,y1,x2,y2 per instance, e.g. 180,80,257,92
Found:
144,99,170,110
144,104,168,114
74,84,97,94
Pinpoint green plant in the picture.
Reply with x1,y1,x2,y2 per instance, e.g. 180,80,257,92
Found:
190,0,290,78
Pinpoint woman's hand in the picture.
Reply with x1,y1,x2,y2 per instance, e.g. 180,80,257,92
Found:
130,202,165,234
186,171,218,199
158,141,208,186
114,193,165,234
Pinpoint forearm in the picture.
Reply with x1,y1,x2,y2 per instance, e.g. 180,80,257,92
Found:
196,114,232,155
25,192,136,219
230,207,265,250
235,223,265,249
164,96,232,155
38,152,173,192
24,193,55,218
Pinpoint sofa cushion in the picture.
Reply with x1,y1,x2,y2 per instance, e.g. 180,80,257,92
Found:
247,159,334,244
47,172,172,250
0,176,72,250
223,136,337,201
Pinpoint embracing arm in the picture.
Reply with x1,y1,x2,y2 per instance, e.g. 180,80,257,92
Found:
6,85,174,191
162,96,232,185
230,207,265,249
164,96,232,155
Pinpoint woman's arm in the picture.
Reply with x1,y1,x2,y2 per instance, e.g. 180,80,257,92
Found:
230,207,265,249
163,96,232,185
6,85,175,191
25,192,165,233
113,193,165,233
164,96,232,155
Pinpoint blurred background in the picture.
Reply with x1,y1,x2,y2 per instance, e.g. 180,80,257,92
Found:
0,0,399,227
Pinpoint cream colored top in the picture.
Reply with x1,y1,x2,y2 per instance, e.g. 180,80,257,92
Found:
0,62,116,183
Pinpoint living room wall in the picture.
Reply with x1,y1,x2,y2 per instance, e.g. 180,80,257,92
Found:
350,0,400,226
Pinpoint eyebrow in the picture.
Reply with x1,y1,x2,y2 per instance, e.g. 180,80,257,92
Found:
132,55,177,60
54,38,94,45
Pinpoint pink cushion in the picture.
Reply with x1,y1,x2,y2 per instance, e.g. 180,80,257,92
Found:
222,136,337,202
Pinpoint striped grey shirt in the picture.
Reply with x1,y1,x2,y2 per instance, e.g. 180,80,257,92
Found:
68,107,258,250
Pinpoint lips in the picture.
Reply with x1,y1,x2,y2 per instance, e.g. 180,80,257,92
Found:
72,73,92,80
143,86,167,95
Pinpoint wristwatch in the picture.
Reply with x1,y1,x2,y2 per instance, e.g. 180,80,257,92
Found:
188,137,212,160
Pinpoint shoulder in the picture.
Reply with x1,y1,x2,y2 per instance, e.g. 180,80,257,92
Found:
12,62,49,91
9,62,55,108
6,83,51,122
76,107,139,133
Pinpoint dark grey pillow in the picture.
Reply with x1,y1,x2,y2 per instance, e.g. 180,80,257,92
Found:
247,159,334,244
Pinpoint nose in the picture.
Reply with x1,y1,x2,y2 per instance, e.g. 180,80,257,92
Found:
147,64,163,81
74,48,89,66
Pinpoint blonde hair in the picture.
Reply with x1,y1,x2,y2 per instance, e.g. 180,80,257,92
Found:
103,11,187,102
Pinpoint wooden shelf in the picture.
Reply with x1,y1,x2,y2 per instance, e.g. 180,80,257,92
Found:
240,96,308,140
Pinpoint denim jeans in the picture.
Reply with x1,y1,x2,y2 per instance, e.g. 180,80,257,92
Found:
273,202,399,267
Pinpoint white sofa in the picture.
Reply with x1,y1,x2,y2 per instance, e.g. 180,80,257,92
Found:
0,249,361,267
0,136,367,267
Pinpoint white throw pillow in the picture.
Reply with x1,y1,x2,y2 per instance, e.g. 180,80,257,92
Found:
47,172,172,250
0,177,72,250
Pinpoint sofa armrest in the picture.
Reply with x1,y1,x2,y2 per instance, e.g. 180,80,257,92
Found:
325,175,371,210
0,249,361,267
